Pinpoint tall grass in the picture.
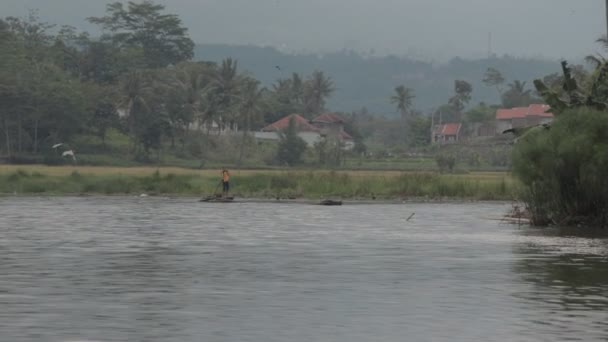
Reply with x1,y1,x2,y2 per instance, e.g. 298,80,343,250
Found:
0,168,517,200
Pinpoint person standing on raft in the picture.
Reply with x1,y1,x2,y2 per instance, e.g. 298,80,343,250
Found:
221,169,230,197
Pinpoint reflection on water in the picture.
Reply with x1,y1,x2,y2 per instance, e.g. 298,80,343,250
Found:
511,233,608,341
0,197,607,342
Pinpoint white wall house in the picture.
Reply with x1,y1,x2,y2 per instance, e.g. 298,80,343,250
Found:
257,113,354,150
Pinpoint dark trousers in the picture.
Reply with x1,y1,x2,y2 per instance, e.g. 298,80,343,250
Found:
222,181,230,193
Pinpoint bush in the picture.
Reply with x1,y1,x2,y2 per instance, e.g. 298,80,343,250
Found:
435,153,456,173
513,108,608,227
276,117,307,166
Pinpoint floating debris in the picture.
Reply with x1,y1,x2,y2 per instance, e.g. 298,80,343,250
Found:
320,199,342,206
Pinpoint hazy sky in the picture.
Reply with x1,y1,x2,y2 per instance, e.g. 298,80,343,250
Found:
1,0,604,61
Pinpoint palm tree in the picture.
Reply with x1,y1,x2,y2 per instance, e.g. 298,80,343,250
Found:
271,72,306,116
303,70,334,118
290,72,304,106
205,58,243,131
586,36,608,70
170,63,213,124
162,63,213,147
509,80,530,95
390,85,415,119
116,70,159,154
502,80,533,108
117,71,153,128
236,78,266,166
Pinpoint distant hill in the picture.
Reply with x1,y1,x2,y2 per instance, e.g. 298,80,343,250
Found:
195,44,562,115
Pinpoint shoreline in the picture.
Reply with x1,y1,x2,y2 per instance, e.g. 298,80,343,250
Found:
0,166,519,201
0,192,516,205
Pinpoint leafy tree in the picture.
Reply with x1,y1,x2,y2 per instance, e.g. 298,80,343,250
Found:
390,85,415,119
314,131,346,167
448,80,472,120
342,116,367,154
88,0,194,68
482,67,505,96
534,61,608,115
270,72,305,120
435,153,457,173
277,117,307,166
162,62,214,147
236,78,266,165
464,102,495,123
206,58,243,131
116,70,168,157
433,104,460,124
408,116,432,147
513,108,608,227
85,84,119,147
303,70,334,118
501,80,537,108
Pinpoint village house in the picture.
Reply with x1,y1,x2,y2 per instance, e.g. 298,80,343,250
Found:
310,113,355,150
432,123,462,144
255,114,323,147
495,104,553,133
255,113,354,149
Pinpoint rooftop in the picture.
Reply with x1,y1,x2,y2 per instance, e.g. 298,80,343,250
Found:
261,114,320,132
496,104,553,120
312,113,346,124
434,123,462,136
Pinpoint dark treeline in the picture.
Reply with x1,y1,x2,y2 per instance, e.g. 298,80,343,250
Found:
195,44,562,113
0,2,351,165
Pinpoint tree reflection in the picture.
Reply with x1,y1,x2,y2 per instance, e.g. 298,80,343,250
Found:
512,236,608,313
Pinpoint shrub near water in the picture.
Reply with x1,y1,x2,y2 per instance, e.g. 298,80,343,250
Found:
513,108,608,227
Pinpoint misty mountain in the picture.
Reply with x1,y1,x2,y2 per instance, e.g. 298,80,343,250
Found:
195,44,563,115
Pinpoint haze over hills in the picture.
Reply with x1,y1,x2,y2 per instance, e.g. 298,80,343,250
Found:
0,0,601,62
1,0,598,114
195,44,563,114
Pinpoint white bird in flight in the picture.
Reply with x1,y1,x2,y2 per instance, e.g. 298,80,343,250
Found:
62,150,76,161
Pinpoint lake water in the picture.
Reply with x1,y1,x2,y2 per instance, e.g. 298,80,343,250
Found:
1,197,607,342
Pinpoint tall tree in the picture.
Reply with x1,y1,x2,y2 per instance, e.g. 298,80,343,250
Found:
163,62,214,146
277,116,307,166
534,60,608,115
88,0,194,68
303,70,334,118
390,85,415,119
117,71,168,159
501,80,536,108
270,72,306,119
236,78,266,166
205,58,243,131
482,67,505,97
448,80,473,121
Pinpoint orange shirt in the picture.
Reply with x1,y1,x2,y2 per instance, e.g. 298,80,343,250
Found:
222,171,230,182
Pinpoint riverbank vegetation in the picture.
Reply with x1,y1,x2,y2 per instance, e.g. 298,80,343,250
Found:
513,58,608,227
0,166,517,200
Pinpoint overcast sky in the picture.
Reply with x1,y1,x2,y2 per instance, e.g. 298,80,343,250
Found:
1,0,604,61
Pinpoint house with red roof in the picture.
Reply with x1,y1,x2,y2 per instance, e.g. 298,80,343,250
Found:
255,114,323,147
311,113,354,149
255,113,355,149
495,104,553,133
261,114,320,133
433,123,462,144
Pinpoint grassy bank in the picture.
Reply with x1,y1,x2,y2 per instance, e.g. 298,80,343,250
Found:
0,166,518,200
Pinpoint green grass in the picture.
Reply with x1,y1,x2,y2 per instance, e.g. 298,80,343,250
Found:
0,167,519,200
